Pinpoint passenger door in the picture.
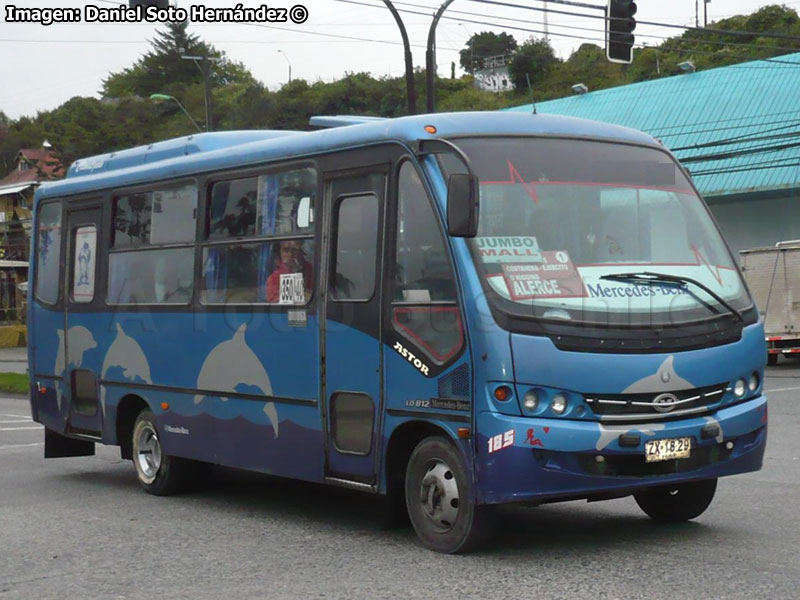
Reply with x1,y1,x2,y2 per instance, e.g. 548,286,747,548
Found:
63,203,104,436
322,165,387,486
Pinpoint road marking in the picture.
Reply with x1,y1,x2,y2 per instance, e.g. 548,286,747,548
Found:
0,413,31,419
0,426,42,431
765,385,800,393
0,442,43,451
0,420,33,424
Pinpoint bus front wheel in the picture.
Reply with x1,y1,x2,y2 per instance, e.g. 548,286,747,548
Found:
634,478,717,522
405,436,487,553
132,410,190,496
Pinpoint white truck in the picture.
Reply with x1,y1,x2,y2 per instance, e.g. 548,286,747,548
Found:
740,241,800,365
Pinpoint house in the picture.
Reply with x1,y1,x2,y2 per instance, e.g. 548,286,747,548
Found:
0,145,64,322
473,55,512,93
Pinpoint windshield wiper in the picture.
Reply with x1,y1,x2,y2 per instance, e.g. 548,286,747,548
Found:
599,271,744,322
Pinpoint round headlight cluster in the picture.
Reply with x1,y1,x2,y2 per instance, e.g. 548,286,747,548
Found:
748,373,759,392
551,394,568,415
733,372,760,399
520,388,577,416
523,390,539,411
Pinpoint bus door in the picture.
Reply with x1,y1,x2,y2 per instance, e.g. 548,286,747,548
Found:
63,203,104,436
322,166,388,486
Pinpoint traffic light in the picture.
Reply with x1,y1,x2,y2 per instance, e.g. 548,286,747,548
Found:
129,0,170,8
606,0,637,64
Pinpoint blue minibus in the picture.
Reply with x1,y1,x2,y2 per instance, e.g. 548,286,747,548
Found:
28,112,767,552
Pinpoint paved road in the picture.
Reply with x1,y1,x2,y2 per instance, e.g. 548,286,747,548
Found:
1,366,798,599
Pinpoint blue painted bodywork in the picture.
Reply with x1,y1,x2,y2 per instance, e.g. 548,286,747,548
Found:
29,111,766,505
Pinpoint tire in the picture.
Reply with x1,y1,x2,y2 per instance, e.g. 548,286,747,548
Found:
404,436,489,553
634,478,718,522
767,353,778,366
131,409,192,496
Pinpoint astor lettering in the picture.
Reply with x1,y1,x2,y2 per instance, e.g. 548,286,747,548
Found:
392,341,430,376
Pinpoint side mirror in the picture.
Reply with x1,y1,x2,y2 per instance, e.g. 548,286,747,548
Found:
447,173,479,238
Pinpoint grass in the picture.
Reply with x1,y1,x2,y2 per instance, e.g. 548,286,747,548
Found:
0,372,30,395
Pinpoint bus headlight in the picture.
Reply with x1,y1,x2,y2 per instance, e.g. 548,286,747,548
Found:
551,394,568,415
748,373,759,392
523,390,539,411
734,378,747,398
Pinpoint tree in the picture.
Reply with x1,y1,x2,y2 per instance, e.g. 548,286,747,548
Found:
102,21,254,98
460,32,518,73
509,37,558,90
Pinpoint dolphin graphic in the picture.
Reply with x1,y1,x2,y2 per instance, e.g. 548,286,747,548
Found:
54,326,97,410
100,323,153,415
194,324,278,438
623,356,693,394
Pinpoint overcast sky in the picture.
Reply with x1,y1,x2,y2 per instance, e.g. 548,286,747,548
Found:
1,0,796,119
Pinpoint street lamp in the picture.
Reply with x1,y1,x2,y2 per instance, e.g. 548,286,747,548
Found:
277,49,292,83
149,94,203,132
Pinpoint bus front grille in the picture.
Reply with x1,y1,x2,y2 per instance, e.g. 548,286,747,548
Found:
584,382,729,422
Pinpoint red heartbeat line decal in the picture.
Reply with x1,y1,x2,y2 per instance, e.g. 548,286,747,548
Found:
483,160,539,204
690,244,723,285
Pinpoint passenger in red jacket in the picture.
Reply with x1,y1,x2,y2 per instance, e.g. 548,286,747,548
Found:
266,240,313,303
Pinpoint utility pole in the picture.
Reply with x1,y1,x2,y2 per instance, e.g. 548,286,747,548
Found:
695,0,699,28
704,0,709,28
181,54,220,132
543,1,549,42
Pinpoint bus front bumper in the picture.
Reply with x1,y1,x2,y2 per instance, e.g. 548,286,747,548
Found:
475,395,767,505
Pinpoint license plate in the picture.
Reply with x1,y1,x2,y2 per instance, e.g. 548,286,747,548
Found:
645,437,692,462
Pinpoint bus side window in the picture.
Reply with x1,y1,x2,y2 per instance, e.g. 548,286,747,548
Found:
391,161,463,365
108,184,196,305
332,194,379,301
202,166,316,305
34,201,62,305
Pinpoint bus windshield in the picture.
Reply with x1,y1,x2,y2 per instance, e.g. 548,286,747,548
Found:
453,136,752,326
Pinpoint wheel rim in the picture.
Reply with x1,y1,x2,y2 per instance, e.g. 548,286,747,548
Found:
418,458,460,532
134,421,162,484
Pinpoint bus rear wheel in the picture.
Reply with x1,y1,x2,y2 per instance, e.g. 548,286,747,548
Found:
405,436,487,553
132,410,191,496
634,478,717,522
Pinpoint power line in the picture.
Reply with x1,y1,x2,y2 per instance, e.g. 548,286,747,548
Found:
398,0,800,53
469,0,800,43
0,38,436,46
679,139,800,164
650,108,800,135
694,154,800,171
691,160,800,177
656,116,800,139
239,20,462,52
671,125,800,152
82,0,460,52
333,0,604,43
347,0,800,63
